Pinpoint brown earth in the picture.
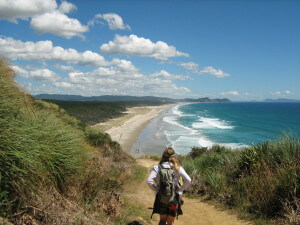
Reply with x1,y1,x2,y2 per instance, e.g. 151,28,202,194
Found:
124,158,253,225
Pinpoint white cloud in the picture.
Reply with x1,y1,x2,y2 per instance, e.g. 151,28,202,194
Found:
12,65,29,76
220,91,240,96
19,82,33,93
0,37,108,66
0,0,88,39
100,34,189,60
53,81,73,88
150,70,190,80
90,13,131,30
13,65,59,82
30,11,88,39
272,90,291,96
52,63,191,97
20,82,62,95
58,1,77,14
29,68,59,81
178,62,199,74
198,66,230,78
54,64,76,72
0,0,57,22
69,59,143,82
177,62,231,78
272,91,281,95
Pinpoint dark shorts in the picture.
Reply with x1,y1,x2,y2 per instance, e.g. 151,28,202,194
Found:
151,194,183,218
158,202,177,217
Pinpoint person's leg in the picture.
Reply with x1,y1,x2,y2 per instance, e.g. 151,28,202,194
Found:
159,214,167,225
166,215,175,225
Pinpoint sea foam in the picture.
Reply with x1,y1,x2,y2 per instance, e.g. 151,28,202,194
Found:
192,116,234,130
163,116,195,133
172,105,183,116
162,104,241,153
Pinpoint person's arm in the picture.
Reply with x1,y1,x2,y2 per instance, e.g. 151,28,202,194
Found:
146,166,159,191
178,167,191,193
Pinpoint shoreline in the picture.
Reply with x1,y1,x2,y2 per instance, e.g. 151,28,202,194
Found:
92,104,175,154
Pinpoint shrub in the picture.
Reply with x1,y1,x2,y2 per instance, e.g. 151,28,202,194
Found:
182,135,300,223
84,127,120,149
188,147,208,158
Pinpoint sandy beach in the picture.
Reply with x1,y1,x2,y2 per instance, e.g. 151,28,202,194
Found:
92,104,173,154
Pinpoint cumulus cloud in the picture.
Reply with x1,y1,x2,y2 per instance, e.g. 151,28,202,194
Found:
30,9,88,39
199,66,230,78
272,90,291,95
16,63,192,97
177,62,230,78
46,62,191,97
100,34,189,60
53,81,73,88
0,0,88,39
150,70,190,80
58,1,77,13
178,62,199,74
220,91,239,96
12,65,59,82
0,0,57,22
69,59,143,83
0,37,108,66
89,13,131,30
54,64,76,72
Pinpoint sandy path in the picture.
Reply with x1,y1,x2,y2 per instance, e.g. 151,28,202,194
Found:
124,159,252,225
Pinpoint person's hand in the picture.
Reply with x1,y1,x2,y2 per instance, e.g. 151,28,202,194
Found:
179,195,184,205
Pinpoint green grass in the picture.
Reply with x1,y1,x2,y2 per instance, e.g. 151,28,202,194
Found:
0,58,135,224
182,136,300,224
132,165,147,182
115,198,150,225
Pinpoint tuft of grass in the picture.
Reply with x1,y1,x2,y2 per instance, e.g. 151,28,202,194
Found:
0,58,135,224
84,126,120,149
132,165,147,182
115,198,150,225
182,136,300,224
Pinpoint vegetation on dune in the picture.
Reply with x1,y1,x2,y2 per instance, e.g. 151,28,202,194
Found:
0,58,135,224
182,136,300,224
44,99,166,126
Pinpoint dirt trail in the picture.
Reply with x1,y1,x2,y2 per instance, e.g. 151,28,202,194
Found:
124,159,252,225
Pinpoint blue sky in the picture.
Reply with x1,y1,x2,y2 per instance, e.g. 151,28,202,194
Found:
0,0,299,101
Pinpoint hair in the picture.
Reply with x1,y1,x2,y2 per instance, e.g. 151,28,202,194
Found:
159,147,180,173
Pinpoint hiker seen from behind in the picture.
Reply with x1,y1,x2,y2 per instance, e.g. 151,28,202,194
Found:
147,147,191,225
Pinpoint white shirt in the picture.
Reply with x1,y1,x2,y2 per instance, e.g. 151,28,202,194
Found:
146,162,192,195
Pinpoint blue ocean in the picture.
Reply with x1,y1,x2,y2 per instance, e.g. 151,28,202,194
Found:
131,102,300,155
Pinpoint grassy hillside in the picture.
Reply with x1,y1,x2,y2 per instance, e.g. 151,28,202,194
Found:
44,99,166,126
182,137,300,224
0,58,136,224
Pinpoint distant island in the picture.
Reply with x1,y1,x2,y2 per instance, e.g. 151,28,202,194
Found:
264,98,300,102
35,94,231,103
